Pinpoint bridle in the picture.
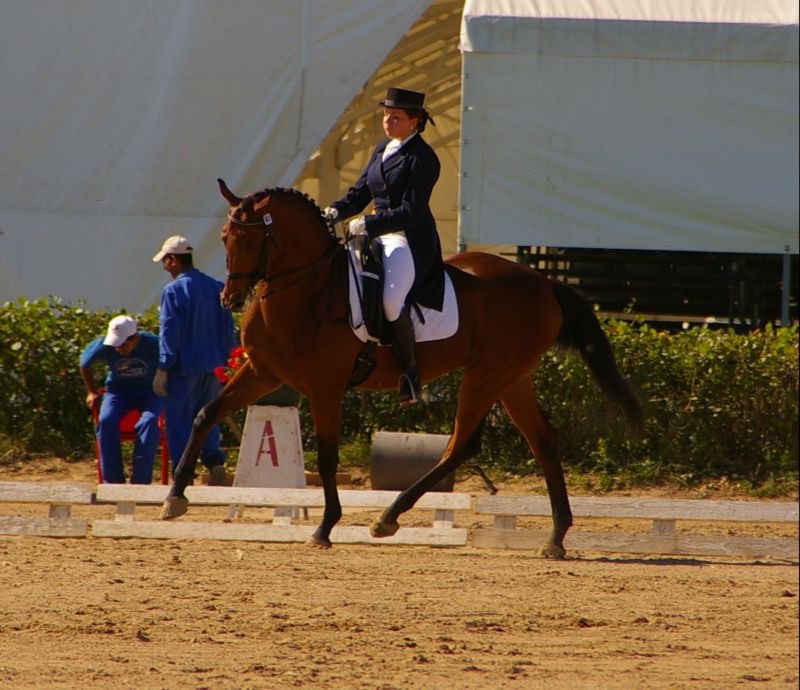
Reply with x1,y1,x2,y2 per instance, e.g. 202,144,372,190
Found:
225,201,342,300
225,209,274,284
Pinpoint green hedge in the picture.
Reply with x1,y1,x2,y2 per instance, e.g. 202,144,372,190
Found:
308,321,798,488
1,297,797,488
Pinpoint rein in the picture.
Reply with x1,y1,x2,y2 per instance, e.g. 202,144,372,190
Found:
226,206,343,300
257,243,342,300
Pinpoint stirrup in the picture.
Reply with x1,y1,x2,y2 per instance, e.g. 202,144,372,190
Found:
398,370,420,405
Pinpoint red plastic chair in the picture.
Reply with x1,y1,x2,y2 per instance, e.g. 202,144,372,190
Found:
92,399,170,484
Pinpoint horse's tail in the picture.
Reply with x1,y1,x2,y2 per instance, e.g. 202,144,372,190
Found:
551,281,644,437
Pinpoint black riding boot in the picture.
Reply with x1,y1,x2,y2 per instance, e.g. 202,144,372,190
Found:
390,307,421,405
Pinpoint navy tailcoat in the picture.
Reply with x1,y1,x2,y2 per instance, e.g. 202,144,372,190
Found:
330,134,445,311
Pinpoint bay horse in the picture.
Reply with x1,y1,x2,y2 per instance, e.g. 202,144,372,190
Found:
160,180,643,557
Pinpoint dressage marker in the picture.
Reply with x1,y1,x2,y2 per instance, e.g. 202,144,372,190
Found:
229,405,306,523
0,481,93,537
232,406,306,489
473,495,799,560
92,484,471,546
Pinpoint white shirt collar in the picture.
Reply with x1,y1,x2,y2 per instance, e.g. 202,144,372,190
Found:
382,132,417,160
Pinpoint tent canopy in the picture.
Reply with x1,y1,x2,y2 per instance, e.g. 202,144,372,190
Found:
458,0,799,254
0,0,432,311
1,0,797,312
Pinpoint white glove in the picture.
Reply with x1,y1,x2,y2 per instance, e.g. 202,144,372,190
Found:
347,216,367,239
322,206,339,222
152,369,168,398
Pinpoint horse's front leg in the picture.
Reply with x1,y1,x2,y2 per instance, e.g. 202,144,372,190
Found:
161,364,280,520
307,396,343,548
159,399,221,519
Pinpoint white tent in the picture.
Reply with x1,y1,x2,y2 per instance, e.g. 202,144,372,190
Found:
1,0,797,312
0,0,439,311
459,0,799,254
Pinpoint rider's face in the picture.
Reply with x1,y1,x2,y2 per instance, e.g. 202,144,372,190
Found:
382,108,418,141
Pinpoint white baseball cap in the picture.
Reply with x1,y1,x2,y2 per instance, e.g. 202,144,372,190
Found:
152,235,193,262
103,315,138,347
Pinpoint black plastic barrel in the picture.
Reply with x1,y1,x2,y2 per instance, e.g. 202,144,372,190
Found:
369,431,455,492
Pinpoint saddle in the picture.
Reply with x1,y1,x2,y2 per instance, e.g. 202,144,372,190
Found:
345,239,459,388
357,240,391,345
347,240,387,387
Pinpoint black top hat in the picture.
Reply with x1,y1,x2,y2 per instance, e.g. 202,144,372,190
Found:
380,87,425,110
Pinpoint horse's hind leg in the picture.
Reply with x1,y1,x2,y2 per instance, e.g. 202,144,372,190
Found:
370,376,495,538
500,377,572,558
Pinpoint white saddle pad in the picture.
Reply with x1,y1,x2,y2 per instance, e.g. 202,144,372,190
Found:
347,242,458,344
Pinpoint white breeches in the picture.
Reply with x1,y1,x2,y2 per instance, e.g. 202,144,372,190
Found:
377,232,415,322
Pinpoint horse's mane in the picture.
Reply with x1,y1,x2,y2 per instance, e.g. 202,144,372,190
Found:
251,186,321,214
244,187,337,240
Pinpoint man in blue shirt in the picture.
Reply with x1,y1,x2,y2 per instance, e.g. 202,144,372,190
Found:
80,315,162,483
152,235,236,485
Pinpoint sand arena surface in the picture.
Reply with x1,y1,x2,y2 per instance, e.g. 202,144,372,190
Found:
0,457,797,689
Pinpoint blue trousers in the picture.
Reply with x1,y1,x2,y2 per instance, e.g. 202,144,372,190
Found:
164,372,226,474
97,390,163,484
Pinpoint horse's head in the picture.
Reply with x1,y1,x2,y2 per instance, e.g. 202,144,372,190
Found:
218,179,272,311
218,178,338,312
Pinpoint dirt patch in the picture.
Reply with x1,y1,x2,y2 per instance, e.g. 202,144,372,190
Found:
1,456,798,689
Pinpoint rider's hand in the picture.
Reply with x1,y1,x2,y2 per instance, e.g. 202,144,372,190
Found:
322,206,339,223
347,216,367,240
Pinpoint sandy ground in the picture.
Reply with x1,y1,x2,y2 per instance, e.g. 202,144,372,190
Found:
0,455,797,690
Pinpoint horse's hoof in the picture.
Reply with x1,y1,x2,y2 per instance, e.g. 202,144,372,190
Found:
306,527,331,549
160,497,189,520
370,519,399,538
306,534,332,549
539,542,566,560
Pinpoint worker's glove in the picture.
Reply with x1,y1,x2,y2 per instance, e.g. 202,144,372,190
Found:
152,369,168,398
346,216,367,242
322,206,339,223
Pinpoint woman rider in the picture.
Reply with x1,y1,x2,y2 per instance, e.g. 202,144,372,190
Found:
324,87,445,404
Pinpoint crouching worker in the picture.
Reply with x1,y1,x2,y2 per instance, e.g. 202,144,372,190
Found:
79,315,162,484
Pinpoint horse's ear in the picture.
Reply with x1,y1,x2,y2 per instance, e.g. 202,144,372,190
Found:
218,178,242,207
